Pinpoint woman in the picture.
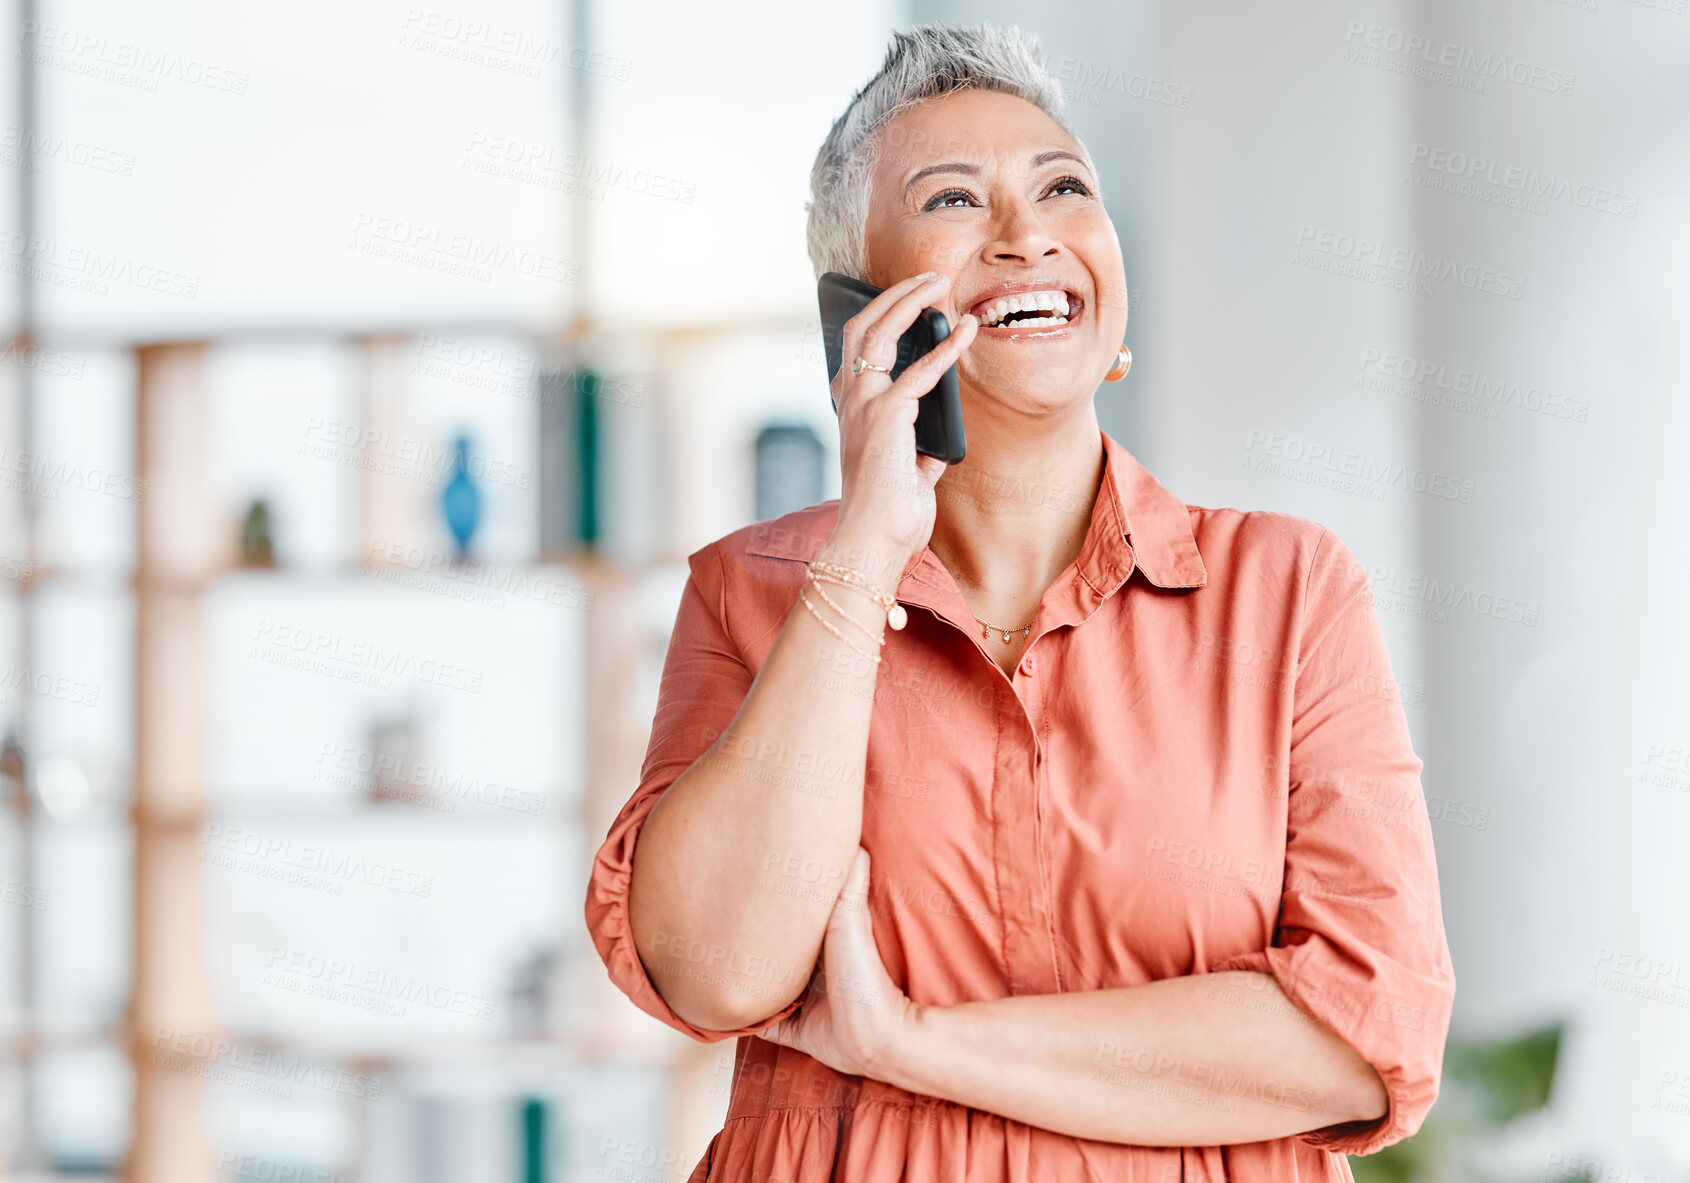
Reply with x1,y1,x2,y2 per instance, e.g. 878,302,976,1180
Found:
586,22,1455,1183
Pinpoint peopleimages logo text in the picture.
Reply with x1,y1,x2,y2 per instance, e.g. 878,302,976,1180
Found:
1294,225,1525,300
1342,21,1575,96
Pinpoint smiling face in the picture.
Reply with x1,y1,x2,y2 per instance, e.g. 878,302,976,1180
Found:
861,88,1128,417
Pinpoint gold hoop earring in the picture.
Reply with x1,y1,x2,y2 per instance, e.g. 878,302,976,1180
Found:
1104,345,1132,382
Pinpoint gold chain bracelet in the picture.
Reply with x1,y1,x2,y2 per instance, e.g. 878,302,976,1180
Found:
807,559,907,630
798,588,881,664
805,574,887,647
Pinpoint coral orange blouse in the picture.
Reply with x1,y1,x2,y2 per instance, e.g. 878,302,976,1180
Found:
586,429,1456,1182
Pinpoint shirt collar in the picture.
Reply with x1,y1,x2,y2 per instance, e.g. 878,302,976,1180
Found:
741,428,1206,593
1095,429,1208,590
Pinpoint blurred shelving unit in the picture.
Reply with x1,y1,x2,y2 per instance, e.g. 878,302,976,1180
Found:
0,0,858,1173
0,313,831,1181
109,331,692,1182
0,315,837,1180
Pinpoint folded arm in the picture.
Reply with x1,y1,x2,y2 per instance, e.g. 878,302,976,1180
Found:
881,971,1386,1145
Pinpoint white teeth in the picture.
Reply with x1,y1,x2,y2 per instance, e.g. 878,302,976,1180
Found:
977,290,1073,327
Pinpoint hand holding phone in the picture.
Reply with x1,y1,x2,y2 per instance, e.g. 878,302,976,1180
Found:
810,271,977,582
818,271,968,465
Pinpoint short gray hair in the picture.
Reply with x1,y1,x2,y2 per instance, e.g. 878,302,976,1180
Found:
805,24,1087,281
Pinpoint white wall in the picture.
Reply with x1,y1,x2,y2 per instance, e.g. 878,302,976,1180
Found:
1409,0,1690,1169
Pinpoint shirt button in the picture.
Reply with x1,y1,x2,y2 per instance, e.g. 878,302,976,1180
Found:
1021,656,1037,675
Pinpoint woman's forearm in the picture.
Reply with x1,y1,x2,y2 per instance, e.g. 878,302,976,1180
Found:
879,971,1388,1146
628,532,902,1031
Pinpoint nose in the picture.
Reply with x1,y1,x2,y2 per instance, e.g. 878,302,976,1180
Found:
982,198,1061,264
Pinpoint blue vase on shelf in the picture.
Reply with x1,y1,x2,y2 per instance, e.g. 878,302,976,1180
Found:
442,432,482,561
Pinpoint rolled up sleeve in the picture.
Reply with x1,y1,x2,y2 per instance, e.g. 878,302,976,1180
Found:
583,540,805,1043
1213,528,1457,1155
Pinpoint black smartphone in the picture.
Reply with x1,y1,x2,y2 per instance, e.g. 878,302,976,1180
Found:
817,271,967,465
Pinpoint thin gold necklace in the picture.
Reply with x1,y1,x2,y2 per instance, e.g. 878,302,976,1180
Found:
974,616,1032,644
946,552,1033,643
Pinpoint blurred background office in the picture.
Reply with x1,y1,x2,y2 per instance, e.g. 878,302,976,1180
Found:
0,0,1684,1180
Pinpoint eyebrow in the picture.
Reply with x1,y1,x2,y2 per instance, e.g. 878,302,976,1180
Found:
1031,149,1091,173
904,161,979,197
903,150,1094,197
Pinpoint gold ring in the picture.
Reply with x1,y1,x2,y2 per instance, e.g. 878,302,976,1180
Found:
851,356,892,376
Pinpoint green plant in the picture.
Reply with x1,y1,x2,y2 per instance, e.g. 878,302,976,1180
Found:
1350,1023,1560,1183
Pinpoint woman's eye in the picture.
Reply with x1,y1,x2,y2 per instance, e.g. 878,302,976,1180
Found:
924,188,977,211
1046,175,1091,197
